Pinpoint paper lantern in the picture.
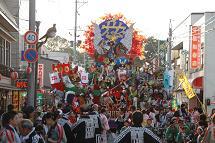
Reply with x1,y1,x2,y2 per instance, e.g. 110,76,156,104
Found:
41,89,45,94
11,71,18,80
26,67,32,74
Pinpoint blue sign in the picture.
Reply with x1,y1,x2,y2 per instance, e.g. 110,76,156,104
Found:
163,70,170,89
24,48,38,63
99,19,128,44
21,50,25,61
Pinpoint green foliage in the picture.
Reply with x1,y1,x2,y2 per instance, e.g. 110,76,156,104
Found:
144,37,167,71
46,35,87,65
46,36,71,52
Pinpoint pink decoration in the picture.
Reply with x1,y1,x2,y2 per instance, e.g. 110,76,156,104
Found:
11,71,18,80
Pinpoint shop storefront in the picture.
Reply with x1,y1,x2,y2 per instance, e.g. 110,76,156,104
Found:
0,84,22,112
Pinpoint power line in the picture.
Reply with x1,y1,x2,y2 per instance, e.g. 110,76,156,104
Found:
172,15,190,32
176,26,215,39
173,15,215,38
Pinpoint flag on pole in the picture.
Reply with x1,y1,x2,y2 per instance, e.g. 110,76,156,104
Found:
178,72,195,99
49,72,61,84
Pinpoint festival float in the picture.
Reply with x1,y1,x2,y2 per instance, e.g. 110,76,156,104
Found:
49,14,147,112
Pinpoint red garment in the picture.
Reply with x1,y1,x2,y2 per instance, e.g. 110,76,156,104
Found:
113,91,121,100
51,82,65,91
68,116,77,124
93,96,100,104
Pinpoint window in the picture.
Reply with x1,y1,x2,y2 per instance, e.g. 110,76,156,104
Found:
0,36,5,64
6,41,10,66
0,36,11,66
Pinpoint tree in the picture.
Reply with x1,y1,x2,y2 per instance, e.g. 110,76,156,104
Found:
45,35,86,64
144,37,167,76
46,36,71,52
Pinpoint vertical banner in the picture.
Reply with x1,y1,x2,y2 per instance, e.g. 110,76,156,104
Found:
38,64,44,87
191,26,201,69
178,72,196,99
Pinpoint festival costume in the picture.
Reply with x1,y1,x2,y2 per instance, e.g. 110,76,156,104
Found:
47,122,67,143
58,115,73,143
71,115,98,143
0,125,21,143
89,112,103,143
114,125,161,143
21,128,44,143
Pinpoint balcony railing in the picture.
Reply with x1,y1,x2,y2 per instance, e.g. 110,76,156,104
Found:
0,64,11,78
0,64,28,79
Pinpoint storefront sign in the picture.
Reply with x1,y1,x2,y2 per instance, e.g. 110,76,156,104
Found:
38,64,44,87
16,79,28,89
178,73,195,99
191,26,201,69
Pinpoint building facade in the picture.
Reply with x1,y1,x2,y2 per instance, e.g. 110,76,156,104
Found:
0,0,26,112
172,12,215,114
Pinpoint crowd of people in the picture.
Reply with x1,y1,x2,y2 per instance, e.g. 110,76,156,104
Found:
0,94,215,143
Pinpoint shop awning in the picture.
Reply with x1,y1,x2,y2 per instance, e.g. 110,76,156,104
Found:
0,83,22,90
192,77,203,89
189,70,204,89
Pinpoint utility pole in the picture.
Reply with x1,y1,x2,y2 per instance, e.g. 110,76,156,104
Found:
34,21,40,106
167,19,172,70
27,0,36,107
157,40,160,67
74,0,78,64
73,0,88,65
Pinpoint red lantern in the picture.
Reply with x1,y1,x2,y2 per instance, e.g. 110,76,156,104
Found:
11,71,18,80
41,89,46,94
26,67,32,74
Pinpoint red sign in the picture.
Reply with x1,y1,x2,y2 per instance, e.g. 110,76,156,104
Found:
38,64,44,87
191,26,201,69
24,30,38,45
52,63,70,74
16,79,28,89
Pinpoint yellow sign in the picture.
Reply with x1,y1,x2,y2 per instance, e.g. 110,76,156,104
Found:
178,73,196,99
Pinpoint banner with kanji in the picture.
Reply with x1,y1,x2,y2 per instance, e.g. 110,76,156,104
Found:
191,26,201,69
38,64,44,87
81,72,89,84
49,72,61,84
178,72,195,99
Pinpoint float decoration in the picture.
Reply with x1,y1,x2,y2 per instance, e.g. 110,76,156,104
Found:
81,13,146,63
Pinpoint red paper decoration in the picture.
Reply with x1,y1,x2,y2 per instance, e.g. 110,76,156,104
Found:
26,67,32,74
81,13,146,61
11,71,18,80
52,63,71,75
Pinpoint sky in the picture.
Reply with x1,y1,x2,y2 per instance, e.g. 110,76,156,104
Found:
19,0,215,40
